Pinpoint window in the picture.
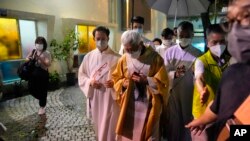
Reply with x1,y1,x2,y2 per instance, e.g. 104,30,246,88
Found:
77,25,96,54
0,17,37,84
0,17,21,61
19,20,36,58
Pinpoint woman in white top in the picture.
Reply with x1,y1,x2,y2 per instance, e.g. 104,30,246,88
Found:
26,36,51,115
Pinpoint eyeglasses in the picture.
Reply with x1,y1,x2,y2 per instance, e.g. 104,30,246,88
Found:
220,5,250,32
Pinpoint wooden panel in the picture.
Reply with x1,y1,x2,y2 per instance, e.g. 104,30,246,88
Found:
121,0,151,31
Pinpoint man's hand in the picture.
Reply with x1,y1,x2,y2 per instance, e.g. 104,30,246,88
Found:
122,79,129,88
200,87,210,105
185,119,206,136
90,80,102,89
175,65,186,78
131,72,148,84
104,80,114,88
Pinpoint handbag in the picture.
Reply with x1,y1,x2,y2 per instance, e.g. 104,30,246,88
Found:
17,50,37,81
217,95,250,141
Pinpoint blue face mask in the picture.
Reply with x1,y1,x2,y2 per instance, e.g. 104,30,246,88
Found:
133,28,143,34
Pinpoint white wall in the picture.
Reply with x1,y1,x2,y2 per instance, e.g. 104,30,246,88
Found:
0,0,110,40
0,0,167,75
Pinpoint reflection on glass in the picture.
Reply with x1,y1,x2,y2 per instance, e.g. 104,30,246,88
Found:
0,18,21,61
77,25,96,53
19,20,36,58
78,25,88,53
88,26,96,51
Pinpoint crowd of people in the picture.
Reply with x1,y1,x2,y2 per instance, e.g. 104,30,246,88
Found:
78,0,250,140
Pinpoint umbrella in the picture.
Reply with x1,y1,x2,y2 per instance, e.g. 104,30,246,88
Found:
147,0,210,26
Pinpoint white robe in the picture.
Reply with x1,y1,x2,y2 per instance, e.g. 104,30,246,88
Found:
163,44,202,141
155,43,175,59
78,47,120,141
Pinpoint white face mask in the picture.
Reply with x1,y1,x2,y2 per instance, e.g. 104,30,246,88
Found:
133,28,143,34
96,40,108,50
129,47,142,59
209,44,226,57
162,39,172,47
177,38,192,47
35,44,43,51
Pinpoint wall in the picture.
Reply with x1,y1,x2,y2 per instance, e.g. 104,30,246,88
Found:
0,0,167,75
0,0,110,40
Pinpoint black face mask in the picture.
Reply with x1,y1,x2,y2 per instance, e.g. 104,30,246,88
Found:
227,22,250,63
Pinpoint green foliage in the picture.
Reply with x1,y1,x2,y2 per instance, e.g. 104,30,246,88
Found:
49,71,60,84
50,30,79,61
50,29,80,72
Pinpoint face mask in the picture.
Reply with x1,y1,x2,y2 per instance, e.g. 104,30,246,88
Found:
96,40,108,50
177,38,192,47
133,28,143,34
129,47,141,59
228,22,250,62
162,39,172,47
35,44,43,51
209,44,226,57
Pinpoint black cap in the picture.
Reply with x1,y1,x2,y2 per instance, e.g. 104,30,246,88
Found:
131,16,144,24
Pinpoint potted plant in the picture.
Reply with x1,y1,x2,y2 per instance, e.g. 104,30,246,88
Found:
48,71,60,90
50,29,80,86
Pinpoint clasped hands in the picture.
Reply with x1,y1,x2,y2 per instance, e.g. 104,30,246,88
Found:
90,79,114,89
122,72,148,88
175,65,186,78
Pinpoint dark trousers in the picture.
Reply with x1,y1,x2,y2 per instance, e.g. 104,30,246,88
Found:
28,67,49,107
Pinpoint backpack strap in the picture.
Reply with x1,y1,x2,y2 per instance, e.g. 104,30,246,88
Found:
30,49,36,59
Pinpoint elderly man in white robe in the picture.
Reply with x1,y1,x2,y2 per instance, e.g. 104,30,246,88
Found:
78,26,120,141
163,21,202,141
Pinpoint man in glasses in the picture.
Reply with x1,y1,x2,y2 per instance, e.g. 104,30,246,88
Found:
186,0,250,140
78,26,120,141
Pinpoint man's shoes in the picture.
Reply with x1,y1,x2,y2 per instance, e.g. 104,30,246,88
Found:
38,107,45,115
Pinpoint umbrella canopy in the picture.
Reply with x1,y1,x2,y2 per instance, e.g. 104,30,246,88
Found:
147,0,210,26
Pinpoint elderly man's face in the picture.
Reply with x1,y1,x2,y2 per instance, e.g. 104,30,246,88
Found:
124,43,140,53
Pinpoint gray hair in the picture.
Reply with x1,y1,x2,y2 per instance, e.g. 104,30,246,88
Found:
121,30,142,47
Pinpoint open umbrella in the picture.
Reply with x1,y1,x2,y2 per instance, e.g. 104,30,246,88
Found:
147,0,210,26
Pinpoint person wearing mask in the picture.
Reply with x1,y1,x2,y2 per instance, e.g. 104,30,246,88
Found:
192,24,231,140
163,21,202,141
155,28,175,58
78,26,120,141
152,38,162,46
26,36,51,115
112,30,169,141
186,0,250,140
119,16,154,55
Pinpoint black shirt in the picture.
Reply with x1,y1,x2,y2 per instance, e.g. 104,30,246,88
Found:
209,62,250,139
